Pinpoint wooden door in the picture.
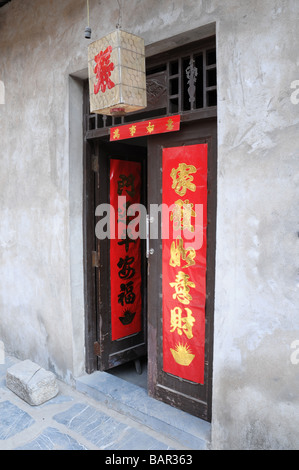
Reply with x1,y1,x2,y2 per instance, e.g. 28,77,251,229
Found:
147,119,217,421
93,139,147,371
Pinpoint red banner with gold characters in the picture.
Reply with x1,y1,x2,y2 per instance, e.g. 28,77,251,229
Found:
110,115,180,141
110,159,142,341
162,144,208,384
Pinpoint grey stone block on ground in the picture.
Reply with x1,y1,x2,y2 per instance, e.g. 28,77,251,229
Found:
6,360,59,406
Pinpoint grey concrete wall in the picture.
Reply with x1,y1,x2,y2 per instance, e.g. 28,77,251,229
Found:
0,0,298,449
213,1,299,450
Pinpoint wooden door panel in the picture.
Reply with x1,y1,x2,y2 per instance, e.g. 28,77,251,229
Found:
94,140,147,371
147,120,217,421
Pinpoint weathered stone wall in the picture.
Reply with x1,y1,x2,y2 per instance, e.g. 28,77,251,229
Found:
0,0,298,449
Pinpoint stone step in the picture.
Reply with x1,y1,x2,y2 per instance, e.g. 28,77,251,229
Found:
76,371,211,450
6,360,59,406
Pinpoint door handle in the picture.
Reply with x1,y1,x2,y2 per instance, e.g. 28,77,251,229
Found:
146,215,154,258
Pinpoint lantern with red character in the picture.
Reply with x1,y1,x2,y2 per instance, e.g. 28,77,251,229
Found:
88,29,147,116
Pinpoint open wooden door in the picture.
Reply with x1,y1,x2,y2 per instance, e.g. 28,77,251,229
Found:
147,119,217,421
93,139,147,371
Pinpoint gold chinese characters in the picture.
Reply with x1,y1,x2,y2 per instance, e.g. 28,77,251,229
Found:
170,163,197,196
169,238,196,269
168,161,198,367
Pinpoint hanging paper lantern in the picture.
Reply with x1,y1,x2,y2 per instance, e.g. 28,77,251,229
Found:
88,29,147,116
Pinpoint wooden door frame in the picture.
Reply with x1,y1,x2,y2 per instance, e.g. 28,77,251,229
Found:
83,103,98,374
83,118,217,421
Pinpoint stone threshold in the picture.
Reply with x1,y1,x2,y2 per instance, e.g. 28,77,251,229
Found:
76,371,211,450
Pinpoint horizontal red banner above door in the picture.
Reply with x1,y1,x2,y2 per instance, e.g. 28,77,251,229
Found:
110,115,180,141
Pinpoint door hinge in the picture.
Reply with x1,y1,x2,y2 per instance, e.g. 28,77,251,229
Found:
92,154,99,173
93,341,102,356
92,250,99,268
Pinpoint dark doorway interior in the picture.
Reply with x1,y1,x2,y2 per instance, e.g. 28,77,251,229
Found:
107,355,148,389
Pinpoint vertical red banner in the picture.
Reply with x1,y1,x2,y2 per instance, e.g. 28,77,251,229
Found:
110,159,142,341
162,144,208,384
